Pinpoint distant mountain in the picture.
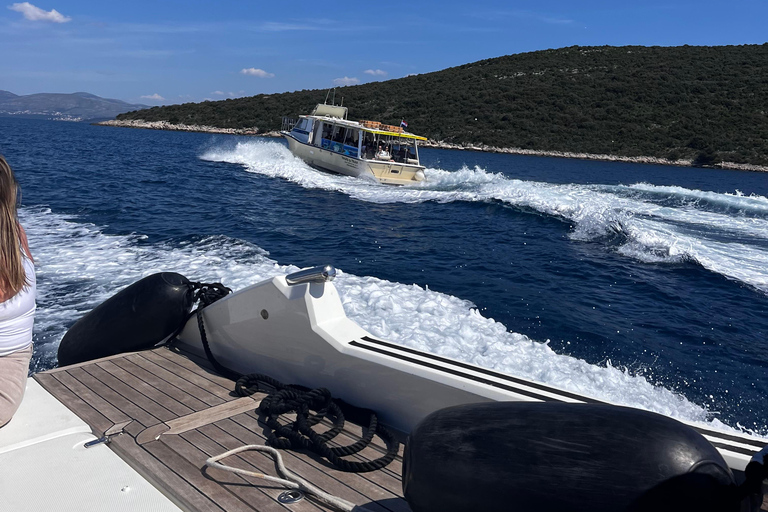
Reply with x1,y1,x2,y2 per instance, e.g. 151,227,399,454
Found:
0,91,148,121
0,90,18,102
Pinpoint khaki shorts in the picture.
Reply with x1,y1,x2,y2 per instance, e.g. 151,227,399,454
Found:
0,344,33,428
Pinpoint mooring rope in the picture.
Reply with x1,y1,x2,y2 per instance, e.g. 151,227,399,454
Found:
235,373,399,473
206,444,374,512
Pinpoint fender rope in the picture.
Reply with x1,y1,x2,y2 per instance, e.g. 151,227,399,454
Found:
184,281,240,380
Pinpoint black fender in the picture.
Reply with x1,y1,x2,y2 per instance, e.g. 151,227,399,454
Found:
402,401,737,512
57,272,194,366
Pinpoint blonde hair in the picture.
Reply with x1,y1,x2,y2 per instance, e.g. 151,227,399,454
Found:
0,155,27,297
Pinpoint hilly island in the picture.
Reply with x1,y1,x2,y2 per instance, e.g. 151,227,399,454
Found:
114,44,768,168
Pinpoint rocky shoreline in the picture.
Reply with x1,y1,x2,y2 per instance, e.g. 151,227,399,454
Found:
96,119,768,173
96,119,261,136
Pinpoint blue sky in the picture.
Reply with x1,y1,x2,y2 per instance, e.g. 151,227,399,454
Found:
2,1,767,105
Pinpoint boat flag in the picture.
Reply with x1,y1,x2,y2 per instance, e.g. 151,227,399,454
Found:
400,120,408,129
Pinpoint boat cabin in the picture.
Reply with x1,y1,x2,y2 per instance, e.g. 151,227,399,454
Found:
283,107,425,166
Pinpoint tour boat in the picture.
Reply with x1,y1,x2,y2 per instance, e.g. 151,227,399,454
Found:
1,266,766,512
281,104,427,185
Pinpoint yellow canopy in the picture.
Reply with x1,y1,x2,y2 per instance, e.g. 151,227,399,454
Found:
363,127,427,141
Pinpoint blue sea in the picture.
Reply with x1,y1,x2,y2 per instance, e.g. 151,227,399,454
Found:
1,116,767,437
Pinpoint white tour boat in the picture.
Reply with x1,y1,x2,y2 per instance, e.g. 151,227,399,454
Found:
281,104,427,185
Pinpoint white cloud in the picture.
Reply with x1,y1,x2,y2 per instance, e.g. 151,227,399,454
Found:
212,91,225,96
8,2,70,23
140,93,165,100
364,69,387,76
333,76,359,86
240,67,274,78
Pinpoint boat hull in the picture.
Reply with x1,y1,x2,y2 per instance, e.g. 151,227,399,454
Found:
175,275,766,472
283,133,425,185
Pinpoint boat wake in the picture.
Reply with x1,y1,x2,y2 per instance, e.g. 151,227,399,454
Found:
20,206,761,436
202,139,768,294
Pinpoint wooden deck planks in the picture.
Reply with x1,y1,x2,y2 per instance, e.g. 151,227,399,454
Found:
124,351,228,407
36,346,409,512
178,426,325,512
231,412,406,506
34,371,116,433
112,355,219,411
215,416,408,512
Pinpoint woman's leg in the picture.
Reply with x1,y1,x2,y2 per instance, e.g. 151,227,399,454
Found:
0,344,33,427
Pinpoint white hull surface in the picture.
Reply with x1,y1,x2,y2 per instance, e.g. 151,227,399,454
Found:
0,379,182,512
176,273,767,472
284,134,425,185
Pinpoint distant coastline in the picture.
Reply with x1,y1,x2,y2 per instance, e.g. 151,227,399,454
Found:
97,119,260,136
96,119,768,173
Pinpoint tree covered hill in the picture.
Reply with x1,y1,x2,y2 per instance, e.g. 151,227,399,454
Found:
117,44,768,165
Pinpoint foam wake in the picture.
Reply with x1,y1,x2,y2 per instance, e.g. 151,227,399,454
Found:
202,140,768,293
20,206,755,435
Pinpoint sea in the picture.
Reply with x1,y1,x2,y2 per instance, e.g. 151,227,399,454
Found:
1,116,766,438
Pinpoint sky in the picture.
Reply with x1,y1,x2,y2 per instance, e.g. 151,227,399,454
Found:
1,1,767,106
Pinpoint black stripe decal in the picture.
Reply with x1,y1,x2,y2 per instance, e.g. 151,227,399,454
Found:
355,336,766,452
694,427,767,450
708,441,760,457
360,335,600,403
350,340,581,403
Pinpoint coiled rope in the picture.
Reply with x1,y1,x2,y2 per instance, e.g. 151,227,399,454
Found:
234,373,398,473
186,281,399,473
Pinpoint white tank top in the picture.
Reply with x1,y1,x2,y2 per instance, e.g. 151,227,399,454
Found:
0,256,36,356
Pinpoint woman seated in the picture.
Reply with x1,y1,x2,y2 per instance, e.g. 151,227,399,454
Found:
0,155,35,428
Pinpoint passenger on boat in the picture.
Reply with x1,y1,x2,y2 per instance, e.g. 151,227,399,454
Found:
376,145,391,160
0,156,35,428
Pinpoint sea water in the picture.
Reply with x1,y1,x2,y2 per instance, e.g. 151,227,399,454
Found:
2,116,766,437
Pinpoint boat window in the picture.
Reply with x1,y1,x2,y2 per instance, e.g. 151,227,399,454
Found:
383,139,419,164
361,132,377,159
319,125,360,157
342,129,359,158
333,126,345,143
321,123,334,150
290,117,312,143
344,129,359,148
293,117,311,133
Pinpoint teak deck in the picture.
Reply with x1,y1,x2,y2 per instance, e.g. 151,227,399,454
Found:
34,346,410,512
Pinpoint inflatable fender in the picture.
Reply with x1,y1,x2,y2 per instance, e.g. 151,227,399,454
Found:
402,402,737,512
58,272,194,366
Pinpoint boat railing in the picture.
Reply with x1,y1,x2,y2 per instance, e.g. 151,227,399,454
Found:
281,116,298,132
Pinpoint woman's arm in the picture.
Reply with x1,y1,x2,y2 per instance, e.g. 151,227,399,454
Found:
18,224,33,262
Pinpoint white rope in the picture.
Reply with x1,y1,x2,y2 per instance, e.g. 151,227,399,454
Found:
206,444,374,512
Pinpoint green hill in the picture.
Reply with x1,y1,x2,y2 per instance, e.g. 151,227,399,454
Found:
117,44,768,166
